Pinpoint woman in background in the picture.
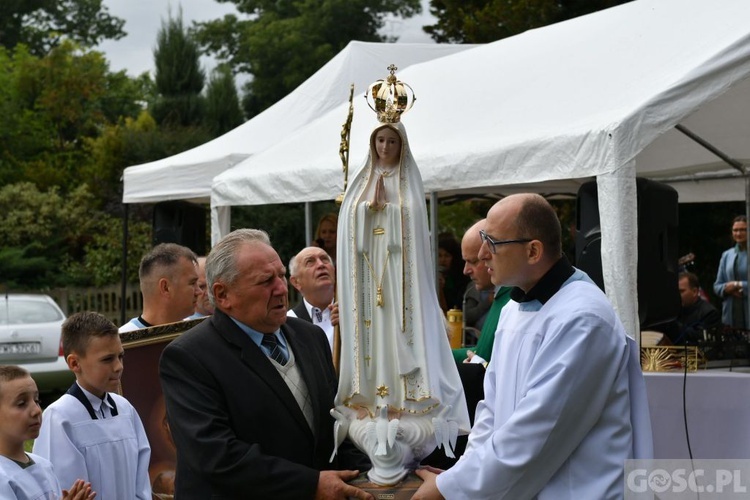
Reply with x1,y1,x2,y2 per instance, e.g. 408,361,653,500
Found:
714,215,748,329
313,213,338,263
437,234,470,313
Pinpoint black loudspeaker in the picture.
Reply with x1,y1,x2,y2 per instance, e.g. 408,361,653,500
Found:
576,178,680,329
152,201,207,256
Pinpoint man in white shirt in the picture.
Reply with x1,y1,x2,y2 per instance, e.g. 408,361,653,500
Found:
414,193,651,500
287,246,337,350
186,256,215,319
119,243,200,332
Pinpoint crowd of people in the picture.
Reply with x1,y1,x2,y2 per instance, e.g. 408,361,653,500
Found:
4,196,655,499
3,201,747,499
2,106,744,499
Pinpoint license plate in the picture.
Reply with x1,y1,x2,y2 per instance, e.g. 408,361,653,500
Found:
0,342,41,355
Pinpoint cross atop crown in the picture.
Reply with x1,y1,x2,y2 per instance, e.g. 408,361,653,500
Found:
365,64,416,123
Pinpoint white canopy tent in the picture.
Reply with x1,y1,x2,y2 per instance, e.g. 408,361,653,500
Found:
121,41,476,205
211,0,750,340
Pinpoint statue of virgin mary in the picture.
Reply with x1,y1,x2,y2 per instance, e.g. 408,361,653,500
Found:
332,67,469,486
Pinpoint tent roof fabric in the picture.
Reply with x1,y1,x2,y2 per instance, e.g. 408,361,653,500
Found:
211,0,750,207
121,41,476,204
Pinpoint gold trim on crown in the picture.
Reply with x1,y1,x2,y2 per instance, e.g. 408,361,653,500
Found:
365,64,416,123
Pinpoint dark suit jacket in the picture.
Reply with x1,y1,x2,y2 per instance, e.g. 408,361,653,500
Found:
291,301,312,323
159,309,365,499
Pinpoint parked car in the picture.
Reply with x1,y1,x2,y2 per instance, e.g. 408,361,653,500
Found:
0,293,74,397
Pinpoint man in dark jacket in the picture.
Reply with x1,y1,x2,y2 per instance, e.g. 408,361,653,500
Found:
668,271,721,344
159,229,370,500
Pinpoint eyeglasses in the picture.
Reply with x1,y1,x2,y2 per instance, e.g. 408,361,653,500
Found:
479,230,532,255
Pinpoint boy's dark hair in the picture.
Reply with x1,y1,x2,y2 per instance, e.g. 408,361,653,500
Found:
0,365,31,395
62,311,119,358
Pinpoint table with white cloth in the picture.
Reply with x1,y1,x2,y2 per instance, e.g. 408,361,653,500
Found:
645,371,750,459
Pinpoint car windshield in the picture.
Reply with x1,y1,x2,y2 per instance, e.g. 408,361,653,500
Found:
0,298,64,324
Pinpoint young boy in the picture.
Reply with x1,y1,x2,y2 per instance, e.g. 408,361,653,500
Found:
33,312,151,499
0,365,94,499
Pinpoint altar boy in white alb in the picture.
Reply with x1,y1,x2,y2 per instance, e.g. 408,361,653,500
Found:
33,312,151,499
414,194,652,500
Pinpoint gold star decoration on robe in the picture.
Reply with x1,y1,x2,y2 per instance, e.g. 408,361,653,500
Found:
376,385,389,398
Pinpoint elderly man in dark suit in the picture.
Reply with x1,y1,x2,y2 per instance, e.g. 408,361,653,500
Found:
159,229,371,499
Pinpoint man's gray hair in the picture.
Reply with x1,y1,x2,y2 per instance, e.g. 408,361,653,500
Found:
289,253,300,279
205,229,271,306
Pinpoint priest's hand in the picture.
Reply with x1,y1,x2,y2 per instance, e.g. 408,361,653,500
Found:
464,350,487,366
412,468,445,500
315,470,373,500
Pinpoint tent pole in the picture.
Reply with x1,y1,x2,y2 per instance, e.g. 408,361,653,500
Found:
430,191,439,285
746,175,750,328
120,203,129,326
305,202,313,245
675,124,744,172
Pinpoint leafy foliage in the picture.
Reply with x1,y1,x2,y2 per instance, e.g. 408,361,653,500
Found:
193,0,421,117
425,0,631,43
0,0,126,56
205,64,245,137
84,111,213,212
0,183,95,287
66,217,153,286
0,42,148,192
152,9,206,127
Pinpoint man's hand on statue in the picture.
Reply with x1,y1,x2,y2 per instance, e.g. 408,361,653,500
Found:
419,465,445,475
412,468,445,500
329,302,339,327
315,470,373,500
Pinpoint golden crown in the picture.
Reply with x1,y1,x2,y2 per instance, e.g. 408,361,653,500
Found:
365,64,416,123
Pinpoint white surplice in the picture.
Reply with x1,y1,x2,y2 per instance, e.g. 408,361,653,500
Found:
437,270,652,499
0,453,61,500
32,392,152,499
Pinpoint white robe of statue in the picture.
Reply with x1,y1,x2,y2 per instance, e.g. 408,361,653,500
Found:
333,121,470,485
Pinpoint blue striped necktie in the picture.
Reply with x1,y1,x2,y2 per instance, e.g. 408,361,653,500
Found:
261,334,288,365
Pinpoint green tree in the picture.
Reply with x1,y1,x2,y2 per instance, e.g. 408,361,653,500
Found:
0,182,98,287
205,64,245,137
152,9,206,127
193,0,421,117
66,216,152,286
0,42,148,192
425,0,630,43
84,111,212,212
0,0,126,56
